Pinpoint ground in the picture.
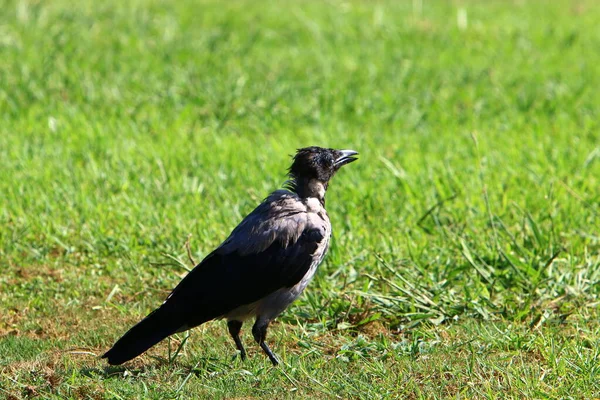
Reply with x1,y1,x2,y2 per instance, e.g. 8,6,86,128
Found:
1,0,599,398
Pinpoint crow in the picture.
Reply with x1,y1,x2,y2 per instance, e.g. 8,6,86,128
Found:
102,146,359,366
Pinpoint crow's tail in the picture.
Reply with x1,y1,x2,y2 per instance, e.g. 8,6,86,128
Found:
102,306,182,365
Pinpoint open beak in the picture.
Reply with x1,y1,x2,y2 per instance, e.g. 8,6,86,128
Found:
335,149,359,167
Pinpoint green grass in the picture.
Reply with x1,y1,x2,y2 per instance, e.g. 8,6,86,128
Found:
1,0,600,398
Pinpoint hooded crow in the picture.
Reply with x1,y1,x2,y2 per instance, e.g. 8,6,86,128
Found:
102,146,359,366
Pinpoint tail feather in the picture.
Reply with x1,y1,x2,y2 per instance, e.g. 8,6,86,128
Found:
102,307,182,365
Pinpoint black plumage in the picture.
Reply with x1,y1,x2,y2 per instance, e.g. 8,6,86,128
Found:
102,146,358,366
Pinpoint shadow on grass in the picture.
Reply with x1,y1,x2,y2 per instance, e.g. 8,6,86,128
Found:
79,355,231,380
79,365,145,379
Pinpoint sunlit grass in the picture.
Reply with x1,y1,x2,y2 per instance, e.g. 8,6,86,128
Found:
1,0,599,398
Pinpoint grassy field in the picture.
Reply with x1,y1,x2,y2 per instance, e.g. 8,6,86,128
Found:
1,0,600,398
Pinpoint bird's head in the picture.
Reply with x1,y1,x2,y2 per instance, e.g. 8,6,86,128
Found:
287,146,358,200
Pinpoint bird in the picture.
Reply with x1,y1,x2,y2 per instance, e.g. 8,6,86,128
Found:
102,146,359,366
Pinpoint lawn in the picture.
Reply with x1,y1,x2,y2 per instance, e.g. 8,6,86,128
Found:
1,0,599,398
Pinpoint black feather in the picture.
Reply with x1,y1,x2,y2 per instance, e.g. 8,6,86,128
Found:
102,225,323,365
102,304,183,365
159,228,323,327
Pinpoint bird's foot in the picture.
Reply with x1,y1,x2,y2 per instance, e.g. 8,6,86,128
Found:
260,342,279,366
232,350,247,362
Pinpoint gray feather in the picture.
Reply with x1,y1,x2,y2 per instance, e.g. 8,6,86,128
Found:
219,190,318,256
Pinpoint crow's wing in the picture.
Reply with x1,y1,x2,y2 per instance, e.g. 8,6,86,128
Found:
163,190,328,326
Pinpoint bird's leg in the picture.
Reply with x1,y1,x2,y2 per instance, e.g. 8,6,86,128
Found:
227,320,246,361
252,319,279,366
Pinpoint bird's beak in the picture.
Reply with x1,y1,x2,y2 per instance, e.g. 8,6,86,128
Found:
335,149,359,167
